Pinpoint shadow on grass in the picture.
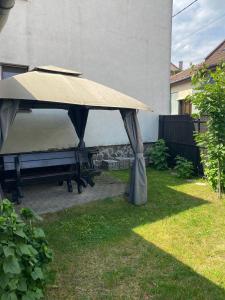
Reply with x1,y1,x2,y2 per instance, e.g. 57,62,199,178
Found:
44,169,225,299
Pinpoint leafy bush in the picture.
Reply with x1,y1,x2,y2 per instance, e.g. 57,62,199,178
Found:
148,139,169,170
0,200,53,300
174,156,194,179
187,63,225,197
197,142,225,192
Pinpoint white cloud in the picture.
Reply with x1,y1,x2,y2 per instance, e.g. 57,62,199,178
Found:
172,0,225,68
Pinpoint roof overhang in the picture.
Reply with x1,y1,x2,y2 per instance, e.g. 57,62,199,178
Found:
170,76,191,86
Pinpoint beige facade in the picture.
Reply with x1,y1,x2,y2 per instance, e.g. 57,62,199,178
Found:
0,0,172,154
171,80,193,114
171,81,199,115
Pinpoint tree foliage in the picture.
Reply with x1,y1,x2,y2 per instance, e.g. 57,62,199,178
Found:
187,63,225,197
0,200,53,300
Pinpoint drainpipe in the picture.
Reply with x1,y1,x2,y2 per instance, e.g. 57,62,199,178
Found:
0,0,15,31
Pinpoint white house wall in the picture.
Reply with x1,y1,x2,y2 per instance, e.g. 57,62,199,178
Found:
0,0,172,153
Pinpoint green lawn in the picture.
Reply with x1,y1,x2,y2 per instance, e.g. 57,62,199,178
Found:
43,169,225,300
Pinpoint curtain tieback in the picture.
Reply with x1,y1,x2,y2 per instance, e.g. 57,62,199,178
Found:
78,139,85,149
135,153,144,159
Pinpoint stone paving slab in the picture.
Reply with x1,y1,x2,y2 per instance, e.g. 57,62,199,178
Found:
16,174,126,215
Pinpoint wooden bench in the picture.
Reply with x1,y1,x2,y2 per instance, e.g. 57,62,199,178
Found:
0,148,101,204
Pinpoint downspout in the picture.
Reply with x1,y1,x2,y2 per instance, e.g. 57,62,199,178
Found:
0,0,15,31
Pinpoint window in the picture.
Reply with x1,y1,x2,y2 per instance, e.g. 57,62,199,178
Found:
1,64,31,112
179,99,192,115
1,64,28,79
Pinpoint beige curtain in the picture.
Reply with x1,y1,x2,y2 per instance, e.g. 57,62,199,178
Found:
68,106,89,149
0,100,19,199
120,109,147,205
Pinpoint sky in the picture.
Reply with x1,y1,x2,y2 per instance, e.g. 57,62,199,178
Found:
172,0,225,69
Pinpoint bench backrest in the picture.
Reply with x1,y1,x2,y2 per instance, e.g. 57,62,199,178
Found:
2,150,89,171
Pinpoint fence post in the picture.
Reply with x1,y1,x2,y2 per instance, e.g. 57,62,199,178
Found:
198,118,201,133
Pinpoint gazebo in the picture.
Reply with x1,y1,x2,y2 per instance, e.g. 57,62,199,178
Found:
0,66,150,205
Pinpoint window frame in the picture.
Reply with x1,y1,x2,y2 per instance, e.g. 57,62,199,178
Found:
178,99,192,115
1,63,29,80
0,63,31,113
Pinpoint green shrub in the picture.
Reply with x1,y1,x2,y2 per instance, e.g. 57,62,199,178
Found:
199,147,225,192
187,63,225,197
0,200,53,300
148,139,169,170
174,156,194,179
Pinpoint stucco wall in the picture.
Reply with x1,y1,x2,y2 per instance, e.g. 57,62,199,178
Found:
0,0,172,154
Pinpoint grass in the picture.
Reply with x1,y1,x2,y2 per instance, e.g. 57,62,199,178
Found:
43,168,225,299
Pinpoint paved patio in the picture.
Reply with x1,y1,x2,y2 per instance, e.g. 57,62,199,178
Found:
16,173,126,215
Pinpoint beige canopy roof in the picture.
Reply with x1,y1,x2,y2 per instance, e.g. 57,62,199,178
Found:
0,66,150,111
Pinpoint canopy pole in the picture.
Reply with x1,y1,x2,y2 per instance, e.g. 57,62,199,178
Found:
68,105,89,191
0,100,19,199
120,109,147,205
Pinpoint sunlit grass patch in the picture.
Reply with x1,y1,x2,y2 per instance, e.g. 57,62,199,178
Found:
44,168,225,299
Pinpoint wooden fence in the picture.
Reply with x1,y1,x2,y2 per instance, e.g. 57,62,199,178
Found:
158,115,207,174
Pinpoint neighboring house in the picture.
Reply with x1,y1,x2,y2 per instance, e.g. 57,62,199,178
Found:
0,0,172,155
170,62,182,75
170,63,180,75
170,39,225,115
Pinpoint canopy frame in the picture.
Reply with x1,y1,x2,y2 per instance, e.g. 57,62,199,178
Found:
18,100,122,111
0,66,148,205
0,99,148,205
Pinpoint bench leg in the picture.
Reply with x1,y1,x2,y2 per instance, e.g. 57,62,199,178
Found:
66,180,73,193
17,186,23,198
80,175,95,188
79,177,88,188
88,177,95,187
11,187,22,205
74,177,87,194
77,184,83,194
0,184,5,200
